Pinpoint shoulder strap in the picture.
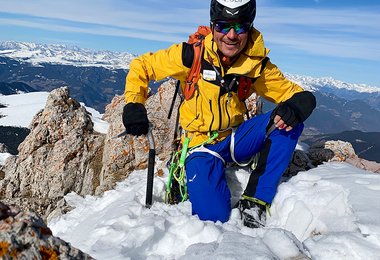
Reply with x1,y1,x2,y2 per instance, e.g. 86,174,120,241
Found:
183,41,204,100
183,26,211,101
168,26,211,120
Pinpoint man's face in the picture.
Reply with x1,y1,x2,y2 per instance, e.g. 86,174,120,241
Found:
212,20,250,58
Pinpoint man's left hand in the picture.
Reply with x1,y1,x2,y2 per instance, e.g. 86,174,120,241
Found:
272,91,316,132
273,103,298,131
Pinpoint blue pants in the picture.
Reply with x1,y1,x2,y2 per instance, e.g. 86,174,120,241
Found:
185,111,303,222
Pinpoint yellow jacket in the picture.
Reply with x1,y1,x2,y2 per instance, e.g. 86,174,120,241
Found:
125,28,304,147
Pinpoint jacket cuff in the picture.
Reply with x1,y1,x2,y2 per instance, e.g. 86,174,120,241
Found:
125,94,146,104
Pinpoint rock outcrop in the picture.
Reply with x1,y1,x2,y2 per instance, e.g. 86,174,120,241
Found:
285,140,380,177
309,140,357,162
0,202,93,259
0,80,179,219
0,87,105,219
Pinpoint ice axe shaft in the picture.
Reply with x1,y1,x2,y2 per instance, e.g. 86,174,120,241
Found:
145,124,155,208
112,124,156,208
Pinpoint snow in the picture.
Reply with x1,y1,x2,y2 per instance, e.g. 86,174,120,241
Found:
0,152,12,165
48,161,380,259
0,91,109,133
0,92,50,127
0,41,134,70
285,73,380,94
83,105,109,134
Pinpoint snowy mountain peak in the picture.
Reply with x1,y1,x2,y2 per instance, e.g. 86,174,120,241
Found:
0,41,135,69
286,73,380,93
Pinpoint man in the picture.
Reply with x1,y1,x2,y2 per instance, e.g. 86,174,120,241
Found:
122,0,316,227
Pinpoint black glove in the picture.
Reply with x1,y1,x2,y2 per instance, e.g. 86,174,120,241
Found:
122,103,149,136
271,91,316,128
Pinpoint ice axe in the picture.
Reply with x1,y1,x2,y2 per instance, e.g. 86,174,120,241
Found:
113,123,156,208
145,124,155,208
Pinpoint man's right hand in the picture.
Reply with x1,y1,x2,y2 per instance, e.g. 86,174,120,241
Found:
122,103,149,136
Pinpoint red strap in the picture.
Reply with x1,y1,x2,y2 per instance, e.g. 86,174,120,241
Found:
184,39,204,100
238,77,252,101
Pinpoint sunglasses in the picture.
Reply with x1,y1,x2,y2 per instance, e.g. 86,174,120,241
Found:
213,21,251,35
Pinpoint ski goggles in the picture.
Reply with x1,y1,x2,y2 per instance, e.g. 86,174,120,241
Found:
212,21,251,35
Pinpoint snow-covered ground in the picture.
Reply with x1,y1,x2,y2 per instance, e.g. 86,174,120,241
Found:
0,91,108,132
0,92,50,127
48,162,380,259
0,153,11,165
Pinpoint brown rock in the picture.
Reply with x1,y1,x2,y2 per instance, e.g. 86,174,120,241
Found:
0,202,93,259
0,87,104,219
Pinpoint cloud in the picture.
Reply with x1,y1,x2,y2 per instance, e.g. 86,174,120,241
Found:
0,18,185,43
0,0,208,32
0,1,379,61
256,6,380,60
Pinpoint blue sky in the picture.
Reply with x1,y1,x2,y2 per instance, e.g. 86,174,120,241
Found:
0,0,379,86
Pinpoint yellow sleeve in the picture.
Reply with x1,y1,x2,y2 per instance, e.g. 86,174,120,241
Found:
124,43,189,104
254,59,304,104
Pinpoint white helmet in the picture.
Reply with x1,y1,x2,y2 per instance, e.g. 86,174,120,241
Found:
210,0,256,22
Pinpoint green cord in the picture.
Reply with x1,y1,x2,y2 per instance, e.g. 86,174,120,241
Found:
166,131,219,203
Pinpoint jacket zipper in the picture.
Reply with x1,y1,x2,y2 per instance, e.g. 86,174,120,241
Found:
225,98,231,128
208,99,215,132
218,97,222,130
185,91,200,128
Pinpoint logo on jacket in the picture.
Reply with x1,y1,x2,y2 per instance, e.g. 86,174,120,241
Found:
203,70,217,81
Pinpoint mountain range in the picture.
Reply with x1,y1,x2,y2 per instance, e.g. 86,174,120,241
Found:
0,41,135,69
0,81,37,95
0,55,127,113
0,41,379,161
0,41,169,113
286,73,380,111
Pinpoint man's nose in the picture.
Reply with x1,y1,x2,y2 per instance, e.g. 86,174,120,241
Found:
226,28,238,39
